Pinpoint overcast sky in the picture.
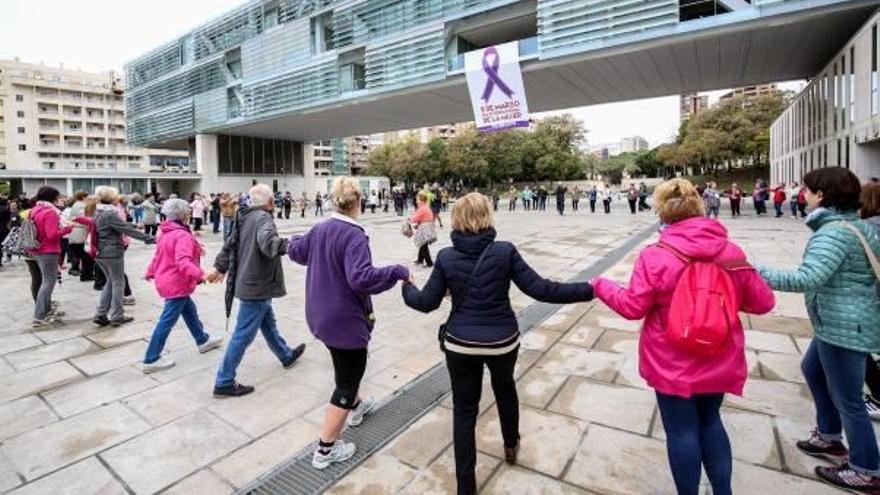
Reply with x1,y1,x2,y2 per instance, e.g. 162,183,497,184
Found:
0,0,806,148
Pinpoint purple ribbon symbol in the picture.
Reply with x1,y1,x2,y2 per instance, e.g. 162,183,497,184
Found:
481,46,514,102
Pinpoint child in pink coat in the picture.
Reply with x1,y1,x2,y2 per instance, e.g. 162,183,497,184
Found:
141,199,222,374
591,179,775,495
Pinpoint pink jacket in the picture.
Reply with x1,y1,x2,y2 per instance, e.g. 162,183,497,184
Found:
593,216,775,398
29,202,73,255
145,221,203,299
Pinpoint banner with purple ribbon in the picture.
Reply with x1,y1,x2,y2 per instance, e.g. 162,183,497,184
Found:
465,41,530,133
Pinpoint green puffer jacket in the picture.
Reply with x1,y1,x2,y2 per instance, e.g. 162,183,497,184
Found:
758,208,880,353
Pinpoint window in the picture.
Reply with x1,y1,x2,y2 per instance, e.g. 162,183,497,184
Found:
42,162,55,170
16,110,24,118
850,46,855,124
873,25,878,116
846,136,850,169
15,94,23,102
18,144,26,151
17,127,24,134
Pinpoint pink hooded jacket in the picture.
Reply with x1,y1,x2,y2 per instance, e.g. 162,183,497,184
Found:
593,216,775,398
145,221,203,299
29,202,73,255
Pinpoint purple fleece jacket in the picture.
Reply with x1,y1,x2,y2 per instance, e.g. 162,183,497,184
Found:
288,214,409,349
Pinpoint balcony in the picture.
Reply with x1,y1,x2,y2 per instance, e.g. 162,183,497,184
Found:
447,36,538,73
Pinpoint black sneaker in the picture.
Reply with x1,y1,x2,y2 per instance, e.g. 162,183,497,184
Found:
282,343,306,369
214,382,255,398
816,463,880,493
110,316,134,327
796,428,849,461
93,316,111,326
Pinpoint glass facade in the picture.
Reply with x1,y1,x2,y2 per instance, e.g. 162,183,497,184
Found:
216,135,302,176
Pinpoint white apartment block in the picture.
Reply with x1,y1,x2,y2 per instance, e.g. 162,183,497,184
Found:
0,58,190,196
620,136,649,153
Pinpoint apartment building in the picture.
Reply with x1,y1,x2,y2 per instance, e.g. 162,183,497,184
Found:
620,135,649,153
680,93,709,124
720,84,779,106
0,58,189,196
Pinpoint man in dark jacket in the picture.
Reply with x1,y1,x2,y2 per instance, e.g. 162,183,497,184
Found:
207,184,306,397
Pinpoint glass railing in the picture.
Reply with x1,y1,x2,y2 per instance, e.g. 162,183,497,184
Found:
448,36,538,72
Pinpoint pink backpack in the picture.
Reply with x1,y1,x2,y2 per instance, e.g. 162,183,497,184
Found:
659,242,751,357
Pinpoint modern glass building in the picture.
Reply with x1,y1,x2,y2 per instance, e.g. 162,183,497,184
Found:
126,0,879,194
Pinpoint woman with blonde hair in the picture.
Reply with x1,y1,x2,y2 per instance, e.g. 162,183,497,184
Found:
410,190,436,267
288,176,409,470
403,192,593,494
591,179,775,495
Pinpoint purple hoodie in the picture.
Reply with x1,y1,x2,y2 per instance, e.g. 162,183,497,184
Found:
288,213,409,349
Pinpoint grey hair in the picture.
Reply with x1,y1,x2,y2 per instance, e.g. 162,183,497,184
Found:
94,186,119,204
249,184,273,207
160,198,191,221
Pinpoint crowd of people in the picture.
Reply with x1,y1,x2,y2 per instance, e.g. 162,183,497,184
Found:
1,167,880,494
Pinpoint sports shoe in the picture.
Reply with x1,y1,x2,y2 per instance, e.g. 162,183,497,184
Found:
48,309,66,318
816,463,880,493
143,356,176,374
93,315,110,326
122,296,136,306
866,395,880,422
312,440,356,470
282,343,306,369
796,428,849,461
110,316,134,327
198,334,224,354
32,316,60,329
347,396,375,427
213,382,255,398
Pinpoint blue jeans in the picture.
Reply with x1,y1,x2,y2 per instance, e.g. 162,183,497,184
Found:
215,299,293,388
774,202,783,217
803,338,880,475
656,392,731,495
133,208,144,224
790,201,798,217
222,217,233,241
144,297,209,364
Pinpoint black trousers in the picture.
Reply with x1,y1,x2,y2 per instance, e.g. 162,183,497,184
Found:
446,348,519,495
730,199,741,217
26,259,41,301
94,264,132,297
144,224,158,236
327,346,368,409
589,199,596,212
417,244,433,267
628,199,637,214
603,199,611,213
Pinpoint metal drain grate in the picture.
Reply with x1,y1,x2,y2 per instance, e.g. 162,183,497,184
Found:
238,222,658,495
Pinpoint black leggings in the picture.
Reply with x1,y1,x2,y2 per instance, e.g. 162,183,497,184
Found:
446,347,519,495
94,264,132,297
328,346,368,410
26,259,41,301
417,244,433,267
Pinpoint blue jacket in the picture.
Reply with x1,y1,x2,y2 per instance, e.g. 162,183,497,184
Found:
402,228,593,344
758,208,880,353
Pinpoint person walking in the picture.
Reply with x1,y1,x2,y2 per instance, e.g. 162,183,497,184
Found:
206,184,306,397
220,193,237,241
787,181,801,219
300,192,308,218
508,186,517,212
210,193,221,234
703,182,721,219
859,182,880,421
555,184,567,216
772,183,786,218
283,192,293,220
66,191,88,277
592,179,775,495
287,176,409,470
0,197,9,269
571,186,580,212
411,191,436,267
589,186,598,213
142,194,159,236
92,187,155,327
314,192,324,216
601,184,612,214
491,189,500,212
757,168,880,492
190,194,205,233
430,184,443,227
753,180,768,216
797,186,808,218
627,184,639,215
142,199,223,373
638,182,650,211
728,183,743,217
402,193,593,494
28,187,74,328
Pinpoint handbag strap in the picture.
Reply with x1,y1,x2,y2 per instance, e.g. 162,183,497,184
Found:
837,221,880,280
448,242,493,320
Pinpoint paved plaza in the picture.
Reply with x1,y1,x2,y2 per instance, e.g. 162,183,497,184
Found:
0,204,851,494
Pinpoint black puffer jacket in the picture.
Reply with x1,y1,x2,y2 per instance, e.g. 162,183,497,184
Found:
403,228,592,344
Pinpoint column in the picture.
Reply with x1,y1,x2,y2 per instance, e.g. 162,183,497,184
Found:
194,133,218,193
302,143,316,196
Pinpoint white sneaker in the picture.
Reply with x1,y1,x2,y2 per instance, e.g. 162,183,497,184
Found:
32,316,60,329
122,296,136,306
143,356,175,374
346,396,375,427
311,440,356,470
198,334,224,353
866,395,880,421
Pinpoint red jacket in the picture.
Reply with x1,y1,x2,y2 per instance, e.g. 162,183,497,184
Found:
28,202,72,255
773,188,786,204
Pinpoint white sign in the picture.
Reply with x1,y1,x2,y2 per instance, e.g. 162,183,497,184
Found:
464,41,530,133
